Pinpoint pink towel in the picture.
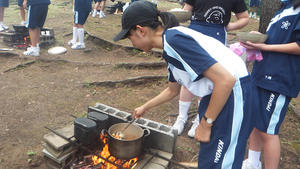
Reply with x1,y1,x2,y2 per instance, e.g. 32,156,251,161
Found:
229,42,263,62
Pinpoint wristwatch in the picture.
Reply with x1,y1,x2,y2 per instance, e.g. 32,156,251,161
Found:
203,115,214,125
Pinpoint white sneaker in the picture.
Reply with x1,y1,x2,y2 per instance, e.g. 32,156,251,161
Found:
92,10,97,17
242,159,262,169
187,115,199,138
20,21,27,25
68,40,76,46
71,42,85,49
0,23,8,30
23,47,40,57
172,117,186,135
0,25,4,32
99,11,105,18
253,13,257,19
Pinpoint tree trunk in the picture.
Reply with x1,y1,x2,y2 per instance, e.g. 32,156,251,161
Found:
259,0,281,33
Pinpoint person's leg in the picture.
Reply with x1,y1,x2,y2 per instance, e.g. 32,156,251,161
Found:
253,7,257,19
29,28,40,47
0,7,4,22
0,7,8,30
77,24,85,44
99,0,106,18
20,6,26,24
24,27,40,56
69,24,78,46
0,7,4,31
260,131,280,169
71,24,86,49
249,7,253,18
92,2,100,17
243,128,263,169
172,86,193,135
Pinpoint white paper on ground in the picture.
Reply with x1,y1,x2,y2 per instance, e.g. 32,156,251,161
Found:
48,46,67,55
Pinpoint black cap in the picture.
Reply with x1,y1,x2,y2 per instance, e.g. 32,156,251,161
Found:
113,1,158,42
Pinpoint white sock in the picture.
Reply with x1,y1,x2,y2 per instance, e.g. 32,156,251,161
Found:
72,27,78,42
178,101,191,122
77,28,85,44
248,150,261,167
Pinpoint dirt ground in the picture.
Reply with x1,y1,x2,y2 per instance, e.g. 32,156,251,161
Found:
0,0,299,169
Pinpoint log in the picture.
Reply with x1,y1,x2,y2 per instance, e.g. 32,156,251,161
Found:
115,62,167,69
3,61,35,73
86,75,167,87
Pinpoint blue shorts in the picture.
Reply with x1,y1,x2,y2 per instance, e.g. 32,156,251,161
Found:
94,0,102,2
0,0,9,7
252,86,291,135
189,21,227,45
27,5,49,29
249,0,260,7
18,0,24,7
74,10,90,25
197,76,254,169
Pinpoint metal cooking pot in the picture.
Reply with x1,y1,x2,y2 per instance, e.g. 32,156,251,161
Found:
102,123,150,160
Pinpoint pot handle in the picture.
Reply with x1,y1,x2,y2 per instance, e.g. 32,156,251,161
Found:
101,129,109,139
143,128,150,137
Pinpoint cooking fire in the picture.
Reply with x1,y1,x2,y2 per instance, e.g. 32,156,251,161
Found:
91,134,138,169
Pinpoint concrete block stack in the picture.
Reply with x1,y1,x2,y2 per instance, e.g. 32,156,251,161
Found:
42,125,77,169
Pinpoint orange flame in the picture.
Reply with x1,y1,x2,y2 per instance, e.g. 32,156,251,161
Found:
92,134,138,169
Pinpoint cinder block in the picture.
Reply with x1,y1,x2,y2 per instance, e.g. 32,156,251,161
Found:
89,103,177,153
43,125,76,151
43,148,76,166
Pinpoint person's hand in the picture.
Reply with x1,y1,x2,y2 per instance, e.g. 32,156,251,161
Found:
249,31,262,35
133,106,147,119
194,117,212,143
240,41,267,50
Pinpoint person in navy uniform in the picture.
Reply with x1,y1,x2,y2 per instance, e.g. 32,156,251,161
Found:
0,0,9,31
114,1,255,168
68,0,92,50
23,0,50,56
172,0,249,138
241,0,300,169
17,0,26,25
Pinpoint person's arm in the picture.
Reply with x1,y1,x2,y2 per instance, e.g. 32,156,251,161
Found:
133,82,181,118
226,11,249,31
241,41,300,55
183,3,193,11
194,63,236,143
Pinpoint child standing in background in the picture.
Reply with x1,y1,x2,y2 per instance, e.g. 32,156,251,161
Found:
92,0,106,18
242,0,300,169
23,0,50,56
69,0,92,49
